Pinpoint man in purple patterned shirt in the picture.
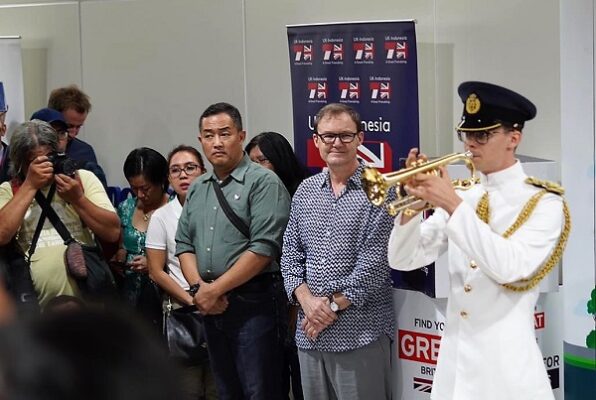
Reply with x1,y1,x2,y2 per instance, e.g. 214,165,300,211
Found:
281,103,394,400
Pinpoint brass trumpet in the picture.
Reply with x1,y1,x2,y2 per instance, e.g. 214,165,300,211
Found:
361,151,479,216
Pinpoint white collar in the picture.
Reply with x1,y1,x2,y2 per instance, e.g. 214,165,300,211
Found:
480,160,526,191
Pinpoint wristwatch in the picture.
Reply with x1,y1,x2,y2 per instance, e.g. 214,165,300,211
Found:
188,283,200,297
329,295,340,312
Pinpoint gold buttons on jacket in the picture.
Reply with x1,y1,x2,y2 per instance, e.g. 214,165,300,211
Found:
464,284,472,293
470,260,478,269
460,311,468,319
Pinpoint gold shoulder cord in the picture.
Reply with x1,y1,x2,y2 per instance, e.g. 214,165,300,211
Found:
475,178,571,292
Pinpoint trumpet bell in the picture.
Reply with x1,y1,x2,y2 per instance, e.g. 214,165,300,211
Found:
361,167,388,207
361,151,478,216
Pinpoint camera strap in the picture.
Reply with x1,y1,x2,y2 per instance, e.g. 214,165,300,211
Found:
34,185,76,246
27,184,57,260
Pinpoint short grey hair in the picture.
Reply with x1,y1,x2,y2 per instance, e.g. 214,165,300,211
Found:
9,120,58,180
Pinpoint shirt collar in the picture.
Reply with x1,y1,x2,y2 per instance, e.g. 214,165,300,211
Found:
204,153,251,184
480,160,525,190
319,159,365,190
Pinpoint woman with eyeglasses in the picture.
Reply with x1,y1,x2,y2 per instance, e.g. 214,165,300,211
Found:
245,131,308,400
145,145,217,400
146,145,205,307
245,131,308,197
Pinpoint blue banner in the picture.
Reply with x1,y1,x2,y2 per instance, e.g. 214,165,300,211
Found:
287,21,419,174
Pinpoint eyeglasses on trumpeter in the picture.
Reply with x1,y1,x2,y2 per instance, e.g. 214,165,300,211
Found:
456,129,499,145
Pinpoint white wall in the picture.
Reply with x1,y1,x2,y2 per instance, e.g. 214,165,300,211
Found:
0,0,562,186
560,1,596,397
79,0,246,184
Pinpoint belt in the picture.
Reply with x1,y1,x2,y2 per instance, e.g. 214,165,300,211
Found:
232,272,282,294
193,272,282,295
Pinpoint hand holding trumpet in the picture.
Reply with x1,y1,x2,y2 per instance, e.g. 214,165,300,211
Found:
401,148,463,222
361,148,476,220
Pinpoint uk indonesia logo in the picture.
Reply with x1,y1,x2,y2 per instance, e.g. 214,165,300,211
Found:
322,43,343,61
385,40,408,60
293,44,313,62
353,42,374,61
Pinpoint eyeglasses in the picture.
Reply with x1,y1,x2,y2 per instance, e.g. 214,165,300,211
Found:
252,156,271,166
316,132,358,144
169,163,201,178
457,130,499,145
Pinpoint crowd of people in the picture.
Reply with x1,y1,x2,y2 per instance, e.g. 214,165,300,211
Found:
0,81,568,400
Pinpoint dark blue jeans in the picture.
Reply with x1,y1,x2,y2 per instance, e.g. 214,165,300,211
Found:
202,278,286,400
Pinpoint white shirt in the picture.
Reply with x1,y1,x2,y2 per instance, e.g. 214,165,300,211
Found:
388,161,562,400
145,197,189,290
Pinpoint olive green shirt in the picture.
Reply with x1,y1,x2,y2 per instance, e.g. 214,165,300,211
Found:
175,154,290,280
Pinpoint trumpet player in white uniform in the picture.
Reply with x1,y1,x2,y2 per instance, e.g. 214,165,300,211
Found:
388,81,570,400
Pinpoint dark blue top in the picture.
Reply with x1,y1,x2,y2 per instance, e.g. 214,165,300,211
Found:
66,137,98,164
66,137,107,188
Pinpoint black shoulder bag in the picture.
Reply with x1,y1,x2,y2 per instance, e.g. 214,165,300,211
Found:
212,178,249,238
34,188,116,300
0,186,58,316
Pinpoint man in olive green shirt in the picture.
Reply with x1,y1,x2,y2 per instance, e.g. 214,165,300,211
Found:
176,102,290,400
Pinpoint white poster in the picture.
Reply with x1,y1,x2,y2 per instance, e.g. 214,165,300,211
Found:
0,36,25,137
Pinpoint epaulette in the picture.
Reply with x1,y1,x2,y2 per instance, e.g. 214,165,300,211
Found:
525,176,565,195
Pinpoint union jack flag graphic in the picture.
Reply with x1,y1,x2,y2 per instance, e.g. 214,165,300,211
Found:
413,377,433,393
339,82,360,100
322,43,343,61
307,82,327,100
384,41,408,59
353,42,374,60
370,82,391,100
293,44,312,61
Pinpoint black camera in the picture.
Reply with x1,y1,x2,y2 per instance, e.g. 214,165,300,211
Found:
47,153,78,177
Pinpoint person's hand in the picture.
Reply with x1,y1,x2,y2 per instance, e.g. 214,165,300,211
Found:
302,317,325,340
55,172,84,204
193,280,228,315
299,295,337,339
404,166,462,215
24,156,54,190
129,255,148,274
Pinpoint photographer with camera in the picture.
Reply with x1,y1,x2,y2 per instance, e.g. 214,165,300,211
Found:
0,120,119,309
30,107,107,188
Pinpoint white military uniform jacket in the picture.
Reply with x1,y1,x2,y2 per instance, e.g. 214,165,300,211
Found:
388,161,562,400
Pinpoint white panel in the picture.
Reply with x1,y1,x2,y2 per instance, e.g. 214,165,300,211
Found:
0,2,81,115
80,0,246,186
560,0,596,349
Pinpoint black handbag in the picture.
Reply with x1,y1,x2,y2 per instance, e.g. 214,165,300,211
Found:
163,299,208,366
34,189,116,300
0,186,57,316
0,241,40,316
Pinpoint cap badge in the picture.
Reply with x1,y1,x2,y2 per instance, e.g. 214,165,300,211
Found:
465,93,481,115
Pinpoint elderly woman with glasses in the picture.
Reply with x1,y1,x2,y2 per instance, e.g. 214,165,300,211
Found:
0,120,119,307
